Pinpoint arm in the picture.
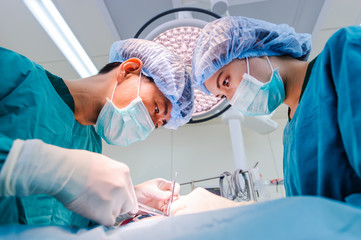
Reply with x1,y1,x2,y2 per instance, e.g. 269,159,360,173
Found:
0,139,138,226
329,27,361,177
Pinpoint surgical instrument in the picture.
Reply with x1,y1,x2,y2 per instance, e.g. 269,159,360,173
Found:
166,172,177,216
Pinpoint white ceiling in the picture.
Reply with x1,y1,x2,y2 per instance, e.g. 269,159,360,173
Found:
0,0,360,120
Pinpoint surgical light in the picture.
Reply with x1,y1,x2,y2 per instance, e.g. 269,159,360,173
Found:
23,0,98,78
135,8,230,123
152,26,230,120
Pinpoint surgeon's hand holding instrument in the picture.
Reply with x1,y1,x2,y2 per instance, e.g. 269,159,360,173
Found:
115,173,178,226
134,177,180,212
0,139,138,227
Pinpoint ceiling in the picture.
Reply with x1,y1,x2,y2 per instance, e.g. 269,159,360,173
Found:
1,0,361,121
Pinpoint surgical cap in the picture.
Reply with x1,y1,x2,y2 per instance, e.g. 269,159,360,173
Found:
109,39,194,129
192,16,312,94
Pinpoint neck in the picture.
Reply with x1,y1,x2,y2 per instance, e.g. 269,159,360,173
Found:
64,72,116,125
273,56,309,118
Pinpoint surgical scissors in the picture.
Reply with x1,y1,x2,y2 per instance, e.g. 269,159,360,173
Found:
166,172,177,216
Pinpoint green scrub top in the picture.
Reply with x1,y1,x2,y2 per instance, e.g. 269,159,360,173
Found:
283,26,361,206
0,47,102,227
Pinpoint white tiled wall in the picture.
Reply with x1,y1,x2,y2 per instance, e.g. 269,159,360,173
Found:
102,111,288,201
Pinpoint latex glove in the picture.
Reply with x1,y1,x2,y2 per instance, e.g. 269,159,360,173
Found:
0,139,138,226
170,187,252,216
134,178,180,212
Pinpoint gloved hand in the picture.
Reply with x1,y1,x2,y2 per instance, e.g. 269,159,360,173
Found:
170,187,252,216
134,178,180,212
0,139,138,226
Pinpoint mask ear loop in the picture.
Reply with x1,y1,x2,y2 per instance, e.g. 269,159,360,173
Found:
136,72,141,98
266,56,274,72
110,82,117,102
246,57,250,74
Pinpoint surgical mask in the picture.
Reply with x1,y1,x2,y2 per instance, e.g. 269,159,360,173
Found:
95,72,155,146
230,56,285,116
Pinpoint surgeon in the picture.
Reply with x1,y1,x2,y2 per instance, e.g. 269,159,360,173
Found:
0,38,193,227
171,16,361,215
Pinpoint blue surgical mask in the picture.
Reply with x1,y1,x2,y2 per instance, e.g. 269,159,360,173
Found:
95,72,155,146
230,56,285,116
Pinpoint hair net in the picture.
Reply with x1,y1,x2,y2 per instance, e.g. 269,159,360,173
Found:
109,39,193,129
192,16,312,94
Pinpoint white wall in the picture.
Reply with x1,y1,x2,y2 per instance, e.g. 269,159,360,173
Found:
102,106,288,201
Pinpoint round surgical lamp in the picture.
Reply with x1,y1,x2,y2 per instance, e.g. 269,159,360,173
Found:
134,7,231,124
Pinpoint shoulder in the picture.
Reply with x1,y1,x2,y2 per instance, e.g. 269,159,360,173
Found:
0,47,49,98
315,26,361,89
0,47,31,65
325,26,361,49
0,47,42,76
318,26,361,72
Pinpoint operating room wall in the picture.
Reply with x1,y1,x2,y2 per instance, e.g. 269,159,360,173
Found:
102,108,288,200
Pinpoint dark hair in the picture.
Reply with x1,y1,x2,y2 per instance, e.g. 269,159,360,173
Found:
98,62,122,74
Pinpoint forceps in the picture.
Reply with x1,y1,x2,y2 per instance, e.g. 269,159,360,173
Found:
114,203,167,227
166,172,177,216
138,203,166,216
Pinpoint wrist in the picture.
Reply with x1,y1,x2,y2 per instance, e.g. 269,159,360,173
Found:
0,139,25,196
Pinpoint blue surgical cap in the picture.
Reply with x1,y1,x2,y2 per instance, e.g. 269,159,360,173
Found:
192,16,312,94
109,39,194,129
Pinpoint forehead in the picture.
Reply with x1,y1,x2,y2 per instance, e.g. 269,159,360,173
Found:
142,77,169,102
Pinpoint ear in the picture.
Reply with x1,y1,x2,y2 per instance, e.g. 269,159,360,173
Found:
117,58,143,82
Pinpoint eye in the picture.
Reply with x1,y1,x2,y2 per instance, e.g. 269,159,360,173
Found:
223,78,230,87
154,104,159,114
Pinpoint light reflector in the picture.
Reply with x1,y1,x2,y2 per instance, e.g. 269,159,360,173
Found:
153,26,229,119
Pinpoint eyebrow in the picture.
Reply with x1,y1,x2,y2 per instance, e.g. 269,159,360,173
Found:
216,70,224,89
164,101,169,116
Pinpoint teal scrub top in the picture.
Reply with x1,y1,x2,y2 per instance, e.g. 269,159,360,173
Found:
283,26,361,206
0,47,102,227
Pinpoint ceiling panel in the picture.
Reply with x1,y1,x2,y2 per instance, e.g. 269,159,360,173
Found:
104,0,175,39
53,0,114,57
104,0,326,40
309,28,339,59
40,60,78,80
227,0,325,33
321,0,361,29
